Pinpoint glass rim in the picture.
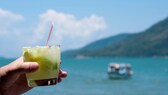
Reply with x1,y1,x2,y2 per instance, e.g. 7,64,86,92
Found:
22,45,61,49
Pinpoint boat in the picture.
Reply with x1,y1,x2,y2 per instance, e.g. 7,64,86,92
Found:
107,63,133,79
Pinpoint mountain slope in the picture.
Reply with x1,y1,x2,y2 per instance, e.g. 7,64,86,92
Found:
62,33,131,57
64,17,168,57
81,33,131,50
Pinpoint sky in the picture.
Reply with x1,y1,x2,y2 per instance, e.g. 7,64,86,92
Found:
0,0,168,58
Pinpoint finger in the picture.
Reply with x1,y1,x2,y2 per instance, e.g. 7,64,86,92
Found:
7,57,39,75
58,77,62,83
59,69,67,78
59,69,62,76
61,71,67,78
5,74,33,95
9,62,39,75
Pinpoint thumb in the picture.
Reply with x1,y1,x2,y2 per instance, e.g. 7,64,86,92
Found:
10,62,39,75
4,57,39,75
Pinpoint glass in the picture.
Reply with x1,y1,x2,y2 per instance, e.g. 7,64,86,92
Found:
23,46,60,87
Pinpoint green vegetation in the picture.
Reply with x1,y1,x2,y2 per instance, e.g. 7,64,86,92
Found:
63,17,168,57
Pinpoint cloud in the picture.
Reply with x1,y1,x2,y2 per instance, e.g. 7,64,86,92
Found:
0,9,107,58
0,8,24,36
0,8,24,57
30,10,107,50
0,8,23,21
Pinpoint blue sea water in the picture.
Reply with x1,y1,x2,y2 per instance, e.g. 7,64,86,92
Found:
1,57,168,95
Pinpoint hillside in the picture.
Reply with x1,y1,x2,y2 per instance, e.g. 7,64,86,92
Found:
81,33,131,50
62,33,131,57
63,17,168,57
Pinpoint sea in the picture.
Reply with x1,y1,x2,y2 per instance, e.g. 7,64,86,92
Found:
1,57,168,95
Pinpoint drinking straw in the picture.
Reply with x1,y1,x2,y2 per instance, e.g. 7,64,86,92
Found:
46,22,54,46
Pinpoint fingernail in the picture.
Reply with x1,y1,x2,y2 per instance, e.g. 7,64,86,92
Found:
61,71,67,78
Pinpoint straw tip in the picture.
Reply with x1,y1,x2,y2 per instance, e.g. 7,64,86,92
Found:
52,22,54,26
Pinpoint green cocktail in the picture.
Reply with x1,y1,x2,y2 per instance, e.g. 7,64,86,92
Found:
23,46,60,87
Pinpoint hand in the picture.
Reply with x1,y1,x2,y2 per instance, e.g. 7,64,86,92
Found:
0,57,67,95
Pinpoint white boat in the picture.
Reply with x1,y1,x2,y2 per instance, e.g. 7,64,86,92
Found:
108,63,133,79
